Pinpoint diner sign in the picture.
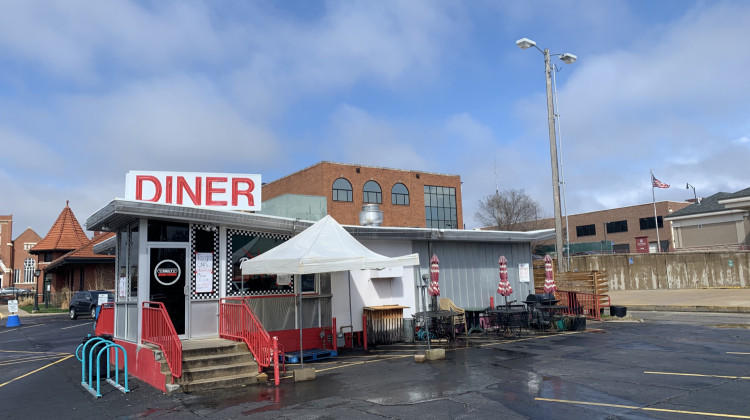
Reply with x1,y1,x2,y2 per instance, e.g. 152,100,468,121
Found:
125,171,261,211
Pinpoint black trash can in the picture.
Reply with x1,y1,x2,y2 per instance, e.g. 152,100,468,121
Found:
610,306,627,318
82,335,112,379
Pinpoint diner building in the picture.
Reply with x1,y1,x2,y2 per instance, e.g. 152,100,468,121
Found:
86,171,552,392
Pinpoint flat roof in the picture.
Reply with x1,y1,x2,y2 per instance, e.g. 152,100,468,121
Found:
87,199,554,251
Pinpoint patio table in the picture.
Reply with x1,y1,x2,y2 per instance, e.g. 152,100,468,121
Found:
462,307,488,334
487,307,529,339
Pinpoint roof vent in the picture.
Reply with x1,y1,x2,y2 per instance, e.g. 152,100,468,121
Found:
359,204,383,227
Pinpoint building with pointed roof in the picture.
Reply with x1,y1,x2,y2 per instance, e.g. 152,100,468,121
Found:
43,232,116,298
29,202,108,307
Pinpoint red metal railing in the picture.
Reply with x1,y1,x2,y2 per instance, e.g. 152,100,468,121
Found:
535,288,611,321
94,302,115,336
219,297,274,371
142,301,182,380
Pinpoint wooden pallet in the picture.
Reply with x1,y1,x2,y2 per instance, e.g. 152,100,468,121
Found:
283,348,338,363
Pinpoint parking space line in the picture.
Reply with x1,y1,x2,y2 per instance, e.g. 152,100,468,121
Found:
61,323,94,330
645,371,750,380
535,397,750,419
0,324,43,334
0,354,74,390
0,354,71,367
727,352,750,355
0,349,69,355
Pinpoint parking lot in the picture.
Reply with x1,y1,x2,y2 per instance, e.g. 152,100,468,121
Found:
2,312,750,419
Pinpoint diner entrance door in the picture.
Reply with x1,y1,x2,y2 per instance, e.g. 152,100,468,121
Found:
148,246,189,336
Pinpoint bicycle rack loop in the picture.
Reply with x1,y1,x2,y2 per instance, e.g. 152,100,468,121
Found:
76,335,130,398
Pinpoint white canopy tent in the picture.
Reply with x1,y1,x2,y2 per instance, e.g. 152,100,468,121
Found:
240,215,419,275
239,215,419,366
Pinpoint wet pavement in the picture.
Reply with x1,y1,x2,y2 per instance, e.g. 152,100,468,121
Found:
5,312,750,419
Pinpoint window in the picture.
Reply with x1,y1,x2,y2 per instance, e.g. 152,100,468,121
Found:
639,216,663,230
24,242,36,250
576,224,596,237
332,178,353,202
227,230,290,296
424,186,458,229
116,224,139,301
612,244,630,253
606,220,628,234
147,220,189,242
23,258,35,283
298,274,317,293
391,183,409,205
363,181,382,204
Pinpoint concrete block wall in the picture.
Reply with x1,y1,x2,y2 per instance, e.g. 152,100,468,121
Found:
569,251,750,290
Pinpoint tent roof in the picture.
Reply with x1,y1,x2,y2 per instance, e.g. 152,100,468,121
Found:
240,215,419,275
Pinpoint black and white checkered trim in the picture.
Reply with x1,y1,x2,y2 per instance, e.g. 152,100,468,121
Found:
190,224,220,300
226,228,291,296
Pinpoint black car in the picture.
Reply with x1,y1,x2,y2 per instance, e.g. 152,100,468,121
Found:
68,290,114,320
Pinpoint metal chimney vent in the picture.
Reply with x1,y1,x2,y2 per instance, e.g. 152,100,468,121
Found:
359,204,383,226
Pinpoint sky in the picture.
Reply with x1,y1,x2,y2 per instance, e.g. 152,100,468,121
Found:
1,0,749,237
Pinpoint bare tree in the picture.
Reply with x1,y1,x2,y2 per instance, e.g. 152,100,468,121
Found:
474,189,545,231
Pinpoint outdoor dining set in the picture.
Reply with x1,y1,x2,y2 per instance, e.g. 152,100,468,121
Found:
414,255,585,342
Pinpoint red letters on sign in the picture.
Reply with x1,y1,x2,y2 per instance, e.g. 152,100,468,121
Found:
136,176,162,202
177,176,201,206
130,173,258,209
205,177,228,206
232,178,255,207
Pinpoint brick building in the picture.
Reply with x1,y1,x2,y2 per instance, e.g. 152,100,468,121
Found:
0,215,42,291
261,162,464,229
532,201,691,254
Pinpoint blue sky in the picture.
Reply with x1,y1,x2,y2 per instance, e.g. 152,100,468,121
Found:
2,0,748,236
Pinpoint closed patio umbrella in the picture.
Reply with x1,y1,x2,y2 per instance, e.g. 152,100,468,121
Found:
497,256,513,306
428,254,440,298
543,255,557,295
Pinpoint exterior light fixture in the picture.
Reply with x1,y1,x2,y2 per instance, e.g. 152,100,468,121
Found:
517,37,578,272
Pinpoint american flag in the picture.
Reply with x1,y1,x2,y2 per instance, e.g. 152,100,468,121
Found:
652,174,670,189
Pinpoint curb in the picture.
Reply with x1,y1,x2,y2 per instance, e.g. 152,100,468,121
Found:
626,305,750,314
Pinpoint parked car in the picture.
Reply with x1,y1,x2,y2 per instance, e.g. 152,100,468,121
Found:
0,287,32,298
68,290,114,320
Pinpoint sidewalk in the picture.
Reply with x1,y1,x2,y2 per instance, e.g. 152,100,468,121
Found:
607,288,750,313
0,300,61,320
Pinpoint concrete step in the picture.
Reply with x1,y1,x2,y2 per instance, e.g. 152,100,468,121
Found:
182,352,256,369
178,372,260,393
181,341,248,358
179,360,258,382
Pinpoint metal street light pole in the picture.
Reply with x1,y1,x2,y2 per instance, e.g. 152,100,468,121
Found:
517,38,576,273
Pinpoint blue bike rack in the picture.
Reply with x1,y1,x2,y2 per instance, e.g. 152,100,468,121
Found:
76,335,130,398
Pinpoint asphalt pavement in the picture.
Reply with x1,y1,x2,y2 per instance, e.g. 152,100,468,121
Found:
3,311,750,419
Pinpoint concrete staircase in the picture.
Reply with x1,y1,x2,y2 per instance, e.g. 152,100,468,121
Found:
160,338,262,393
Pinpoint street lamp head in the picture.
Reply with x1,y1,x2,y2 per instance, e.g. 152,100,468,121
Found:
559,53,577,64
516,38,536,49
34,268,41,277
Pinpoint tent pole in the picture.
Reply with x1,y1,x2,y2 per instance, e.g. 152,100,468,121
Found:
348,271,353,347
299,280,304,369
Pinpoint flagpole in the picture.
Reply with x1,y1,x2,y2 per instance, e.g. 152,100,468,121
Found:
650,169,662,252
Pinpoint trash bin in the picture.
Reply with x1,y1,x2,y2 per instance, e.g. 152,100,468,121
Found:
403,318,415,342
82,335,112,379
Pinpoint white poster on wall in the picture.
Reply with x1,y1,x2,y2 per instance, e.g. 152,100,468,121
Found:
196,252,213,293
518,263,530,283
118,276,127,298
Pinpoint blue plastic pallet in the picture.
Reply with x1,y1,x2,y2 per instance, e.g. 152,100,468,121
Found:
283,348,337,363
